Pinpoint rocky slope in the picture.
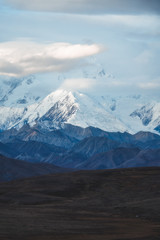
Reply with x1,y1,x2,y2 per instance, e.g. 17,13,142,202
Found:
0,124,160,171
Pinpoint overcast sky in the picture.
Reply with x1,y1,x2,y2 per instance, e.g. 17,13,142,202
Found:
0,0,160,97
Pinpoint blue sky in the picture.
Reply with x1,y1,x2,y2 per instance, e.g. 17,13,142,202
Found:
0,0,160,97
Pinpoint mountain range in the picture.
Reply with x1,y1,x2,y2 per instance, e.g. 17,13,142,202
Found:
0,123,160,181
0,64,160,181
0,88,160,134
0,64,160,134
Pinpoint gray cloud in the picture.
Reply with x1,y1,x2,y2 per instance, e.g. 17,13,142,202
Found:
5,0,160,14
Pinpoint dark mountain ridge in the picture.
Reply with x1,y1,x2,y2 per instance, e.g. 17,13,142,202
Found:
0,124,160,174
0,154,69,182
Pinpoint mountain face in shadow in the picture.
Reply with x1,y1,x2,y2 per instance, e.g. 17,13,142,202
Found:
121,148,160,168
81,147,141,170
0,124,78,148
71,136,120,157
0,124,160,176
0,154,69,181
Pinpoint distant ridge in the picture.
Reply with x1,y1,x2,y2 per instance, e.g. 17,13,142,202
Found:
0,124,159,176
0,154,70,182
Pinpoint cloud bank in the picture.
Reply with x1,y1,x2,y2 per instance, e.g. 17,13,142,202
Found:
88,14,160,32
60,77,97,91
138,77,160,89
5,0,160,14
0,41,103,77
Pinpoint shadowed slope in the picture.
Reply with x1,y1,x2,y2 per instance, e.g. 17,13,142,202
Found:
0,154,69,181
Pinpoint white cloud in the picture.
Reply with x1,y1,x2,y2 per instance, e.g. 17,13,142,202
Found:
0,41,103,77
60,77,96,91
138,81,160,89
127,76,160,90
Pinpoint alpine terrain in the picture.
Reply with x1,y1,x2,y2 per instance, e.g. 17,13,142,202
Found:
0,65,160,134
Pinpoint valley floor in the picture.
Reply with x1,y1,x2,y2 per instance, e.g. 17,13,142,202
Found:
0,167,160,240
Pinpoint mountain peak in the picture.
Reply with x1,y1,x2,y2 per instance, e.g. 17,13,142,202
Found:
0,85,159,134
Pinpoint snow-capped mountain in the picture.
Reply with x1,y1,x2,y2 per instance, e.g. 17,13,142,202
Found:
0,58,159,134
0,89,127,132
130,103,160,133
0,88,160,134
0,57,109,107
0,75,41,107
